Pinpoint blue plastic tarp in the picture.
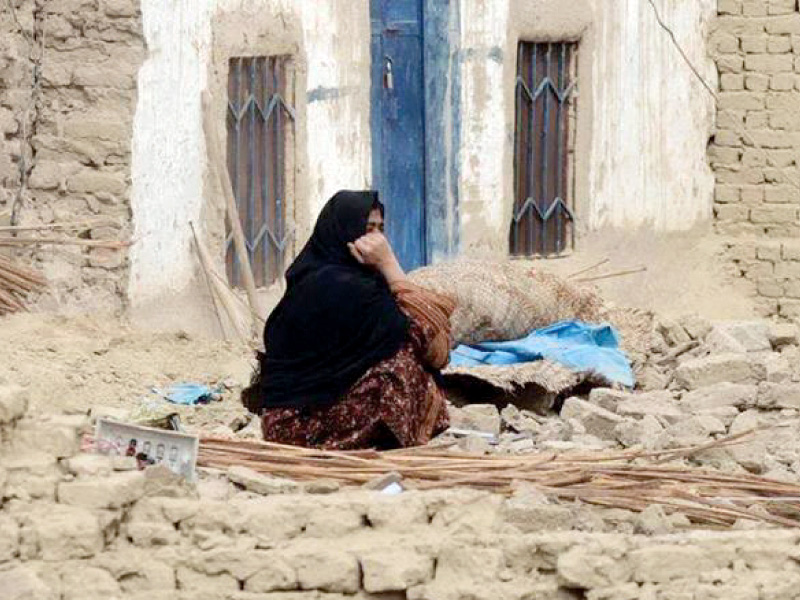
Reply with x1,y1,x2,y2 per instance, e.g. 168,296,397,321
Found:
449,320,635,388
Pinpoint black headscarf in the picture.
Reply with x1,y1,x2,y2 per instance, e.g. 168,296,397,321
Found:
244,190,410,411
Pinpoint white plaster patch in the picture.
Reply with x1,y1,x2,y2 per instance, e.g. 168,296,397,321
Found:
459,0,510,233
587,0,716,231
129,0,216,306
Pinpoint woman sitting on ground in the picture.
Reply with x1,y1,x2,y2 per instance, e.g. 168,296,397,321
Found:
241,190,455,450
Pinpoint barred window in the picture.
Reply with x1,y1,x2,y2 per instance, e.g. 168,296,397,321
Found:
510,42,576,257
226,56,295,287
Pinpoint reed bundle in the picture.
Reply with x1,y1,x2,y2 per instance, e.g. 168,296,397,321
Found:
199,429,800,528
0,253,47,315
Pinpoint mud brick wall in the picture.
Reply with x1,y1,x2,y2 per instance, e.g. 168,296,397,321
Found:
711,0,800,317
0,0,144,311
5,383,800,600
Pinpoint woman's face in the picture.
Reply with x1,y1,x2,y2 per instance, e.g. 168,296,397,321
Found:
366,208,385,234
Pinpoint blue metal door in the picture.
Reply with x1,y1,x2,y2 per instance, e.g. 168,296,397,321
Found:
370,0,426,270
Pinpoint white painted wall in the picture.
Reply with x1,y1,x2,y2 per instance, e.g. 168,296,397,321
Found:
128,0,371,316
586,0,717,231
458,0,509,242
127,0,717,326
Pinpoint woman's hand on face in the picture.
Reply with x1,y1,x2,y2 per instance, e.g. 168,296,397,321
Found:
348,232,394,268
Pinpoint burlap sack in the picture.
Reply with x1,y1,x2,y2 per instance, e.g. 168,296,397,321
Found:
408,259,603,345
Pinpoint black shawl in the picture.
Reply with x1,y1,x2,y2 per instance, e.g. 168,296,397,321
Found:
247,190,410,411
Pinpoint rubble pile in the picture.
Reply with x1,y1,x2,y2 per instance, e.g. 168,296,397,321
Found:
447,317,800,483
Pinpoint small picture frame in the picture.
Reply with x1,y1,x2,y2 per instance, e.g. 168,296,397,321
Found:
94,418,200,483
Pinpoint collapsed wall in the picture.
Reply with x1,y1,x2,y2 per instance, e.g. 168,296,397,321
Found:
0,0,144,312
3,383,800,600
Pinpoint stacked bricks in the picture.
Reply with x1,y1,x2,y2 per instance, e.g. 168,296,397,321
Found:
711,0,800,317
0,0,145,311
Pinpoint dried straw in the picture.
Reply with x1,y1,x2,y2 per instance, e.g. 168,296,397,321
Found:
0,253,47,315
199,427,800,528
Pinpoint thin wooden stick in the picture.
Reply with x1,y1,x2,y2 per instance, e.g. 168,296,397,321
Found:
190,222,227,340
201,91,261,329
0,237,129,248
0,220,113,233
568,258,610,279
576,266,647,283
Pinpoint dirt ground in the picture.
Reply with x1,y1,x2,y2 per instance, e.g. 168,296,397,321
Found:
0,312,255,433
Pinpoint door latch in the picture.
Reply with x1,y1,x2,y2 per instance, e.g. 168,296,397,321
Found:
384,57,394,91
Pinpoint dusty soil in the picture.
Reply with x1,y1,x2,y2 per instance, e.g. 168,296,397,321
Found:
0,312,254,433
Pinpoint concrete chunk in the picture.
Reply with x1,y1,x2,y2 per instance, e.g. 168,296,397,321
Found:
560,397,626,440
680,382,757,413
449,404,501,436
616,392,684,420
57,470,146,509
227,466,299,495
360,549,434,592
757,382,800,409
674,354,762,389
711,322,772,352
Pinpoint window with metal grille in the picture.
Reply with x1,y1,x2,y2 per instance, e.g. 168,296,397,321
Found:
510,42,576,257
226,56,295,287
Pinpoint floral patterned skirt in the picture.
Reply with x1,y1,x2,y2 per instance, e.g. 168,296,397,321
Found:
261,344,449,450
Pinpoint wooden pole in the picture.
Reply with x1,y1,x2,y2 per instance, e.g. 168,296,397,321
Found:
201,91,261,329
189,221,227,340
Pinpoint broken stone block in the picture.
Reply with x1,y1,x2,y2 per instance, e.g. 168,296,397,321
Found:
705,328,747,354
634,504,673,535
636,367,671,392
21,504,104,561
674,354,762,390
757,382,800,409
560,397,626,441
11,416,84,458
288,548,360,593
449,404,501,436
615,392,684,421
57,470,146,509
367,496,428,530
0,385,28,424
556,546,630,590
244,558,298,592
457,434,491,454
657,319,691,346
360,549,434,592
304,503,364,538
502,497,573,533
712,322,772,353
0,566,56,600
500,404,539,433
628,545,719,584
680,382,757,413
227,466,299,495
764,353,792,383
587,388,630,412
3,453,60,500
769,323,798,349
614,415,664,449
63,453,114,477
680,314,712,341
303,479,340,494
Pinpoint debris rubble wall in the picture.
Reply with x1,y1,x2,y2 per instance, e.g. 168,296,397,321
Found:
0,0,145,313
3,382,800,599
711,0,800,318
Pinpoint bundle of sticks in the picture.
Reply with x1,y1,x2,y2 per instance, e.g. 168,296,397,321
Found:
0,253,47,315
199,428,800,528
